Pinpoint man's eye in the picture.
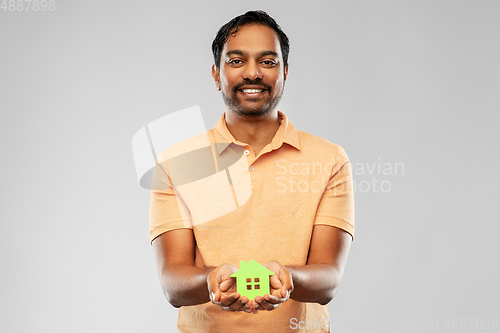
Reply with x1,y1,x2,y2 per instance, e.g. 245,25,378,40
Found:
229,60,242,65
262,61,276,66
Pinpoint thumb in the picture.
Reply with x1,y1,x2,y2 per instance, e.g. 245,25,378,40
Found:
213,289,221,303
207,273,221,303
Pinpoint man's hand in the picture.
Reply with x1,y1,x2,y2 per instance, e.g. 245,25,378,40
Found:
251,260,294,312
207,263,255,313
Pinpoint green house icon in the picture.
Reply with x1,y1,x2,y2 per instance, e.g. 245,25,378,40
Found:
230,260,275,300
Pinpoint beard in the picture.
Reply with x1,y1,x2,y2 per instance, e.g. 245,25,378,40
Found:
221,79,284,119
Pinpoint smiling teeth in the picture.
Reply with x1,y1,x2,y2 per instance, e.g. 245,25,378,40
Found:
241,89,263,93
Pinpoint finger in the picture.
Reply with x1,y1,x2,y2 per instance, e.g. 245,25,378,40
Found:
266,293,287,303
269,275,284,289
228,296,250,312
219,295,251,312
255,299,280,311
247,302,259,314
281,286,291,299
271,274,293,299
219,293,240,307
253,296,266,311
282,275,293,294
276,271,293,293
207,274,222,303
210,289,221,304
247,300,259,314
254,294,283,311
266,292,289,305
219,277,236,292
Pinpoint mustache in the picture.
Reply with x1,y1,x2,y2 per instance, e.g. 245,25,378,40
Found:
233,79,272,92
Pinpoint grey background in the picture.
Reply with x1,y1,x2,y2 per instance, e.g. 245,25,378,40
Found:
1,0,499,332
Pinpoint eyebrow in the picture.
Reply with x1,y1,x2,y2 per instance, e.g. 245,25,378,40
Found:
225,50,279,58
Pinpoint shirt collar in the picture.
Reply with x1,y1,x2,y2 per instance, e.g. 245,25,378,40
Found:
212,110,301,155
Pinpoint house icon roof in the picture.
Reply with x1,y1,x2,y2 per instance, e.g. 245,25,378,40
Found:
230,260,275,278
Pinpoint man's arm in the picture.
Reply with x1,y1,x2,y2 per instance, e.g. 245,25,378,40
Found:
151,229,215,308
287,224,352,305
253,225,351,310
152,229,253,312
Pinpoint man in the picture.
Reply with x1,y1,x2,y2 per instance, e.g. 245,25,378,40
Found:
149,10,354,332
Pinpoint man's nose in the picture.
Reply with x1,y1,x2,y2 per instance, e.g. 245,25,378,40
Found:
242,60,262,80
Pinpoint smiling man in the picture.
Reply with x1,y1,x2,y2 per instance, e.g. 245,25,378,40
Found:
150,10,355,332
215,23,285,119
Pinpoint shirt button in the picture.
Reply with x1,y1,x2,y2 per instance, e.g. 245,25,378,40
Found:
244,150,250,156
249,166,254,171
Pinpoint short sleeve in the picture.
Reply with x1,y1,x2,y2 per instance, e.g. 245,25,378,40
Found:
149,152,192,245
314,146,355,240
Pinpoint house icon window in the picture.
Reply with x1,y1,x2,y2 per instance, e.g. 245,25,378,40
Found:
246,278,261,290
230,260,275,299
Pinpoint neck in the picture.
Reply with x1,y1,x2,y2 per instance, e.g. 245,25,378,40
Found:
225,108,281,155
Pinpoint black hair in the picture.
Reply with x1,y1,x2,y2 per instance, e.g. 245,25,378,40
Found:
212,10,290,72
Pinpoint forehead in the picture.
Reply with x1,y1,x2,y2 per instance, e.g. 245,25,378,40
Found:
222,24,282,57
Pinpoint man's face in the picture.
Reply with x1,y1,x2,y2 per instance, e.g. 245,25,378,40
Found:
212,24,288,118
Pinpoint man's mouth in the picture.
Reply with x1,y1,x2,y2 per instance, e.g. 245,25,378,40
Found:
240,88,264,93
237,87,267,97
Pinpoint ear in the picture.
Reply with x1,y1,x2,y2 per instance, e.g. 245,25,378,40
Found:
212,64,221,91
284,64,289,82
